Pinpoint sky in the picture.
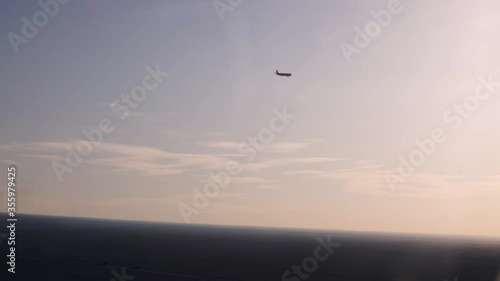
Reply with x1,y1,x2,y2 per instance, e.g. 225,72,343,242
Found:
1,0,500,237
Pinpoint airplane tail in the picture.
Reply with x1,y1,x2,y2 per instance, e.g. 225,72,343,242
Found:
276,69,278,74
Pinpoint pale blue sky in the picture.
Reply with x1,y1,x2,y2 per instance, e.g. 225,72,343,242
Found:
1,0,500,236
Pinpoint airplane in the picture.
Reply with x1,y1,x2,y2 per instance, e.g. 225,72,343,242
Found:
275,69,292,77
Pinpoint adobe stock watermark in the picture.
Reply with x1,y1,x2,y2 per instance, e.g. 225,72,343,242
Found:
7,0,71,54
110,267,135,281
178,106,295,223
282,235,340,281
385,74,500,191
51,65,169,182
213,0,243,21
340,0,409,64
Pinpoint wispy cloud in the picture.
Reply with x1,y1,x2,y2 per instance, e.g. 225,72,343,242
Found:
310,162,500,198
195,138,327,154
245,157,346,171
0,140,344,180
266,138,326,153
0,141,237,177
198,176,278,184
283,170,325,176
275,159,500,198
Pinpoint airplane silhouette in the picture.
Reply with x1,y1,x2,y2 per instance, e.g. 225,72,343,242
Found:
275,69,292,77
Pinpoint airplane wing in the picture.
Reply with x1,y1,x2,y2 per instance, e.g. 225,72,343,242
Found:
4,214,500,281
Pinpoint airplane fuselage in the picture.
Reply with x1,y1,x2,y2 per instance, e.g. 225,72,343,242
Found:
276,72,292,77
